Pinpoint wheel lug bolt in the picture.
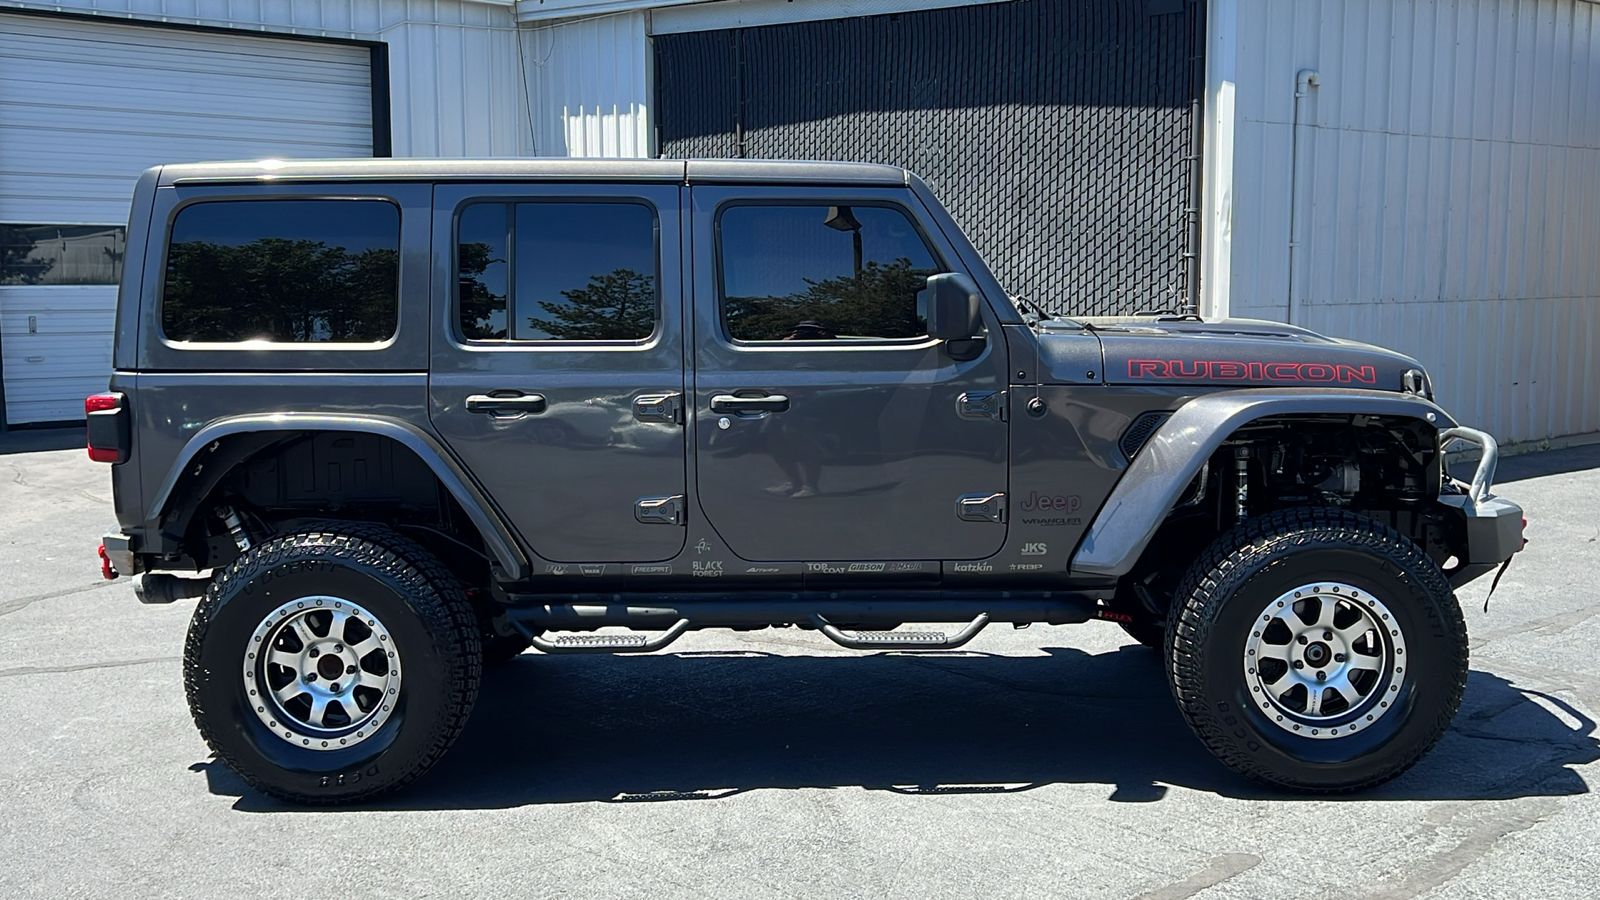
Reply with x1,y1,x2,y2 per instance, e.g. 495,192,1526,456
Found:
1293,660,1304,669
1317,670,1326,681
346,665,357,674
305,673,317,682
308,649,319,658
331,683,341,692
1334,653,1346,663
334,644,344,652
1323,631,1332,641
1297,635,1308,645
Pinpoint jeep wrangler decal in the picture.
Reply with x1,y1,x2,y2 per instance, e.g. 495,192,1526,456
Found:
1127,359,1378,384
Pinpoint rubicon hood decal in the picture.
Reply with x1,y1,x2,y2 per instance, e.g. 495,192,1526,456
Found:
1126,359,1378,384
1037,318,1425,389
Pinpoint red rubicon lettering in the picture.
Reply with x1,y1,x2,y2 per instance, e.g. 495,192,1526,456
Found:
1336,364,1377,384
1126,359,1381,384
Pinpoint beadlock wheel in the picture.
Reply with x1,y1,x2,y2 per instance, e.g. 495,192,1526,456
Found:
1243,582,1407,740
245,597,403,751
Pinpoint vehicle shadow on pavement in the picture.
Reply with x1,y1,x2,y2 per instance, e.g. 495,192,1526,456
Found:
0,425,83,455
198,644,1599,811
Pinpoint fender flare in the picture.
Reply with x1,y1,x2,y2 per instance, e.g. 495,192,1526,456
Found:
1070,389,1455,578
147,414,529,580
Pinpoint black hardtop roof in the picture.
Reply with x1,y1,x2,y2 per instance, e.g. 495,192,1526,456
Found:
155,157,911,187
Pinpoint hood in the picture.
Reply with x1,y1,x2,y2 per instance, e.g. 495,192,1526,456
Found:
1036,317,1426,390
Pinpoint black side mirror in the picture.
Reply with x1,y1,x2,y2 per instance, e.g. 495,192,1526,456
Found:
924,272,982,342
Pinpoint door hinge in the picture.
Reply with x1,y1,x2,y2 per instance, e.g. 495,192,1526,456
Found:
957,390,1006,422
635,495,686,525
956,492,1006,523
633,392,683,425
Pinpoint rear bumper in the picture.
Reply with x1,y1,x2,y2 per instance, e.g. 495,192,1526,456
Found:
101,532,138,579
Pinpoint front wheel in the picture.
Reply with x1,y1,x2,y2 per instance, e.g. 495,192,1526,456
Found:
184,527,481,804
1167,508,1468,792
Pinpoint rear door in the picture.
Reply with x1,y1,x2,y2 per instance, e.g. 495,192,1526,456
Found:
689,185,1010,562
429,182,687,563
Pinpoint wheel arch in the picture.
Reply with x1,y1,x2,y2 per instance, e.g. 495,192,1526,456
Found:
1072,389,1454,579
146,414,528,580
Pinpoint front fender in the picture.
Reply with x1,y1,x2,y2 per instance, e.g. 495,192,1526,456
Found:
1070,389,1455,578
146,413,529,580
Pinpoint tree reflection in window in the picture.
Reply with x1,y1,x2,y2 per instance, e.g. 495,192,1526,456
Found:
527,268,655,341
162,200,399,344
455,201,658,343
719,204,941,342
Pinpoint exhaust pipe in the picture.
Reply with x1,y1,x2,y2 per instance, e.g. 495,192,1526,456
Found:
133,573,212,605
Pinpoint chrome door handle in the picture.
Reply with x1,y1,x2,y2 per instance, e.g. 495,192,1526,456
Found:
709,394,790,415
465,392,547,416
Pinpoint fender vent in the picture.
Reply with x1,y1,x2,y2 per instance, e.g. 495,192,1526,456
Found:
1120,412,1172,461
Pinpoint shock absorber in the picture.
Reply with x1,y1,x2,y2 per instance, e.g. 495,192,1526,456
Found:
215,505,253,553
1233,446,1251,521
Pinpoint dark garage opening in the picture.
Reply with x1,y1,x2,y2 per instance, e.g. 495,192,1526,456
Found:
656,0,1205,318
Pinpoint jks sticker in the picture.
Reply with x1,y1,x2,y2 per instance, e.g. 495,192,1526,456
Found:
1021,542,1048,556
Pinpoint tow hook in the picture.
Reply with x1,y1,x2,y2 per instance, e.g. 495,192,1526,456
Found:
97,544,119,580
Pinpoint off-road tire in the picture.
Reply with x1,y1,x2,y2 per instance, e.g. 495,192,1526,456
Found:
1167,507,1468,792
184,526,481,805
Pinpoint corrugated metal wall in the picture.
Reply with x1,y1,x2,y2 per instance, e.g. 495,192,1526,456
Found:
1222,0,1600,443
520,12,651,157
1,0,526,157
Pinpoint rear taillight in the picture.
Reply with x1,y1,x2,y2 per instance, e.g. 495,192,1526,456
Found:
85,393,129,463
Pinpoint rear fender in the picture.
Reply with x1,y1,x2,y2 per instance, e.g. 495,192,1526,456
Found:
1070,389,1454,578
145,414,528,579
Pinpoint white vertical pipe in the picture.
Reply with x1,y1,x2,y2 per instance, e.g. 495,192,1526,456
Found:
1287,68,1320,325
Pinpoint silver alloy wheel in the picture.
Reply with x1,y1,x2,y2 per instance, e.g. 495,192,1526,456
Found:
242,596,402,751
1243,582,1407,739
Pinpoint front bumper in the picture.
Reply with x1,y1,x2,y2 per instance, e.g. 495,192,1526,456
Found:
1435,427,1525,586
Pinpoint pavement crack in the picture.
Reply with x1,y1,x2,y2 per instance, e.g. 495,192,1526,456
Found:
0,579,118,619
1130,853,1260,900
0,656,179,678
1356,799,1560,900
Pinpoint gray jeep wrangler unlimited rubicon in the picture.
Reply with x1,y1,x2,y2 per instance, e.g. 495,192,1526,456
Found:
91,159,1523,804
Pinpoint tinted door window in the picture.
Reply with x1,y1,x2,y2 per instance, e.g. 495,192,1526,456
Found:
718,204,941,342
456,202,658,342
161,200,400,343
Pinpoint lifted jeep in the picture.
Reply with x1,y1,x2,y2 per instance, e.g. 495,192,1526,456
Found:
92,159,1523,803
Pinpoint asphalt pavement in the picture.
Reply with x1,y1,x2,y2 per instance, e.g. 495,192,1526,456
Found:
1,427,1597,899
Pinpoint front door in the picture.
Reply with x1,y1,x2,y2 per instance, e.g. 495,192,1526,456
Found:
690,185,1010,562
430,182,687,563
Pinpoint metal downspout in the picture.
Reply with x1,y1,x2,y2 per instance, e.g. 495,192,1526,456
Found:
1287,69,1320,326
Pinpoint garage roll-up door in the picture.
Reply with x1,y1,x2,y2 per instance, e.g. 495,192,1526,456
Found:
0,12,376,425
656,0,1203,319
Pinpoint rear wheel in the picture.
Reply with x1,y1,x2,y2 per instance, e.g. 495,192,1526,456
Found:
185,526,481,804
1167,508,1467,791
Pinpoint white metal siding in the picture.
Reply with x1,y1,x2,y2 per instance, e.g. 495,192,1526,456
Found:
522,12,651,158
2,0,528,157
1220,0,1600,443
0,12,373,424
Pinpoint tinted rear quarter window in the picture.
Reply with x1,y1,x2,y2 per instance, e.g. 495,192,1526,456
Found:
162,199,400,344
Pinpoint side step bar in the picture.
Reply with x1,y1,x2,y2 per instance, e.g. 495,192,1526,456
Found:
809,613,991,650
523,618,691,655
499,594,1102,655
